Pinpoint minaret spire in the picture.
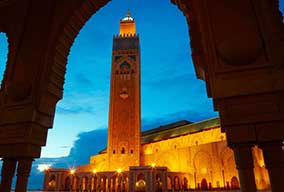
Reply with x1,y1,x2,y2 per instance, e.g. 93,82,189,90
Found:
119,9,136,36
126,9,131,18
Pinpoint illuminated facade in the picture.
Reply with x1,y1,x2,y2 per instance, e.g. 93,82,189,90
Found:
43,12,271,192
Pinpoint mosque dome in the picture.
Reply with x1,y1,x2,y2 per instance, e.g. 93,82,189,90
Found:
121,10,134,22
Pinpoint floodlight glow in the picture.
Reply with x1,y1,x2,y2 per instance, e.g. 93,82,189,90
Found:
70,169,75,175
37,164,51,172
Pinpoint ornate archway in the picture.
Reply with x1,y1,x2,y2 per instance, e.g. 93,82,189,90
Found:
231,176,240,189
200,178,208,190
64,176,71,191
47,175,56,190
0,1,283,192
135,173,146,192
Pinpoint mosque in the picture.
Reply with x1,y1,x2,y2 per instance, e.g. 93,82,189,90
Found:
43,11,271,192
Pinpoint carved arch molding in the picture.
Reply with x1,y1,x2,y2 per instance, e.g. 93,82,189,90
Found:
49,0,192,100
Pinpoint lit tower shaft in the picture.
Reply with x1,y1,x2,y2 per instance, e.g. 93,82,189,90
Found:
107,10,141,171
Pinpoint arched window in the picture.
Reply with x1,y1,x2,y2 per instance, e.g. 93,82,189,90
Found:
201,178,208,190
48,175,56,190
119,61,131,73
64,177,71,191
130,149,133,154
174,176,180,190
113,150,116,154
230,176,240,189
135,179,146,192
121,147,125,154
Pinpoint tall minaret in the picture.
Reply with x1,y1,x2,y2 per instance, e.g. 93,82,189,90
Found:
107,10,141,171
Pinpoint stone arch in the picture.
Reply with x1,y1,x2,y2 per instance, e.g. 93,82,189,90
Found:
48,0,197,103
193,150,212,185
1,1,284,192
119,61,131,73
182,177,189,190
136,173,146,192
221,147,238,183
173,176,180,190
167,176,172,190
137,173,145,181
42,4,207,189
200,178,208,190
121,146,126,154
155,173,162,192
230,176,240,189
135,180,146,192
47,174,56,190
45,0,111,102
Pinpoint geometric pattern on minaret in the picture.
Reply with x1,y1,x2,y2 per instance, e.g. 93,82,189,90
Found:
107,10,141,171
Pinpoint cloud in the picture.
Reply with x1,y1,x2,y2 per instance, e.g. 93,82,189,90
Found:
75,73,94,87
68,128,108,165
55,89,109,115
56,106,96,115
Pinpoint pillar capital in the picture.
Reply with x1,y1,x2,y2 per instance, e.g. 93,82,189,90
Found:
231,144,255,170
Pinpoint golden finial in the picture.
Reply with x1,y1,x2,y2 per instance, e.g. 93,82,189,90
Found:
126,9,131,18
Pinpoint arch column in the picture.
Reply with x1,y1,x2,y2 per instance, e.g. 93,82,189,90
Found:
93,175,98,192
0,158,17,192
231,145,256,192
260,142,284,192
15,158,33,192
108,176,112,192
173,1,284,191
128,171,134,192
160,172,167,192
97,175,101,192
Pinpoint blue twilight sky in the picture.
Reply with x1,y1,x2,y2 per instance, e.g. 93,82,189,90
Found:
41,0,219,158
0,1,283,159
